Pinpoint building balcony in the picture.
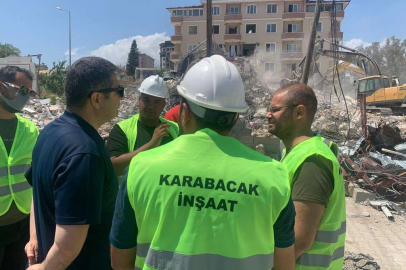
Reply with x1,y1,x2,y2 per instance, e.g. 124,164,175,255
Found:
170,52,181,62
170,16,183,26
329,31,343,39
170,35,182,44
282,12,305,20
281,51,304,60
224,34,241,42
281,32,304,40
224,13,242,22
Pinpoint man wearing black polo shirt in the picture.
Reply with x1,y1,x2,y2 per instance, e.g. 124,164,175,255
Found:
25,57,121,270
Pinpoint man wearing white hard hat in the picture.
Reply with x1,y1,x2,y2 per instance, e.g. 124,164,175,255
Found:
110,55,295,270
106,75,178,176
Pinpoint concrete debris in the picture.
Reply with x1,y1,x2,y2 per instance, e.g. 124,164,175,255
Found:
362,212,370,217
343,252,380,270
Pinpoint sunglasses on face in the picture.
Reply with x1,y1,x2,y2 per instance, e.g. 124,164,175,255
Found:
0,81,36,98
87,86,125,98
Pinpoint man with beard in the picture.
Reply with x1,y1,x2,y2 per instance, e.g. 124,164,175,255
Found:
0,66,38,270
266,83,346,270
106,75,178,176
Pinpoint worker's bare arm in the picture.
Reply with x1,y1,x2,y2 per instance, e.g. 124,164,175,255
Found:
111,245,137,270
110,124,170,175
25,198,38,266
27,224,89,270
273,245,295,270
293,201,324,259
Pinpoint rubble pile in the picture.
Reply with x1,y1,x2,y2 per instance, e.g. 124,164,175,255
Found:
343,252,381,270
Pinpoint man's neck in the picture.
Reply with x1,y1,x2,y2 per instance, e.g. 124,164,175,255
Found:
282,128,314,153
139,115,160,127
0,105,16,120
68,107,101,130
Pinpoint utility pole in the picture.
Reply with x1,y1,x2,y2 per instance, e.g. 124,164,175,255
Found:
206,0,213,57
301,0,322,85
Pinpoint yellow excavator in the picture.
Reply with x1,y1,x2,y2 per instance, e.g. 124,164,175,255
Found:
282,38,406,137
284,39,406,115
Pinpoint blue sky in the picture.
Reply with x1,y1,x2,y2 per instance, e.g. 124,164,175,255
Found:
1,0,405,68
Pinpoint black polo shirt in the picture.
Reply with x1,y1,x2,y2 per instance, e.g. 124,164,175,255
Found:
25,110,118,270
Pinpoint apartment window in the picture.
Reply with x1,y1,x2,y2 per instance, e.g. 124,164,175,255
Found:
247,5,257,14
306,5,315,12
189,9,203,16
173,10,185,16
288,4,299,13
336,3,344,11
213,25,220,35
266,43,276,53
324,4,333,11
267,4,278,14
228,25,239,34
265,63,275,72
188,44,198,52
317,22,323,32
229,6,240,15
287,44,298,52
189,26,198,35
287,24,298,33
212,6,220,16
246,24,256,34
266,23,277,33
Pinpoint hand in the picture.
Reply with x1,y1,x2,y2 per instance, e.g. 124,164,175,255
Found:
25,239,39,266
27,263,42,270
149,124,171,148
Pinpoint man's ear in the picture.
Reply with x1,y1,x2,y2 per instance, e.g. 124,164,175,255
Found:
89,92,103,109
181,102,191,126
295,105,307,120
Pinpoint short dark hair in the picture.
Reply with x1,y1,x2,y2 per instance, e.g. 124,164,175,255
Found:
278,83,318,121
0,66,33,83
184,100,236,132
65,56,117,108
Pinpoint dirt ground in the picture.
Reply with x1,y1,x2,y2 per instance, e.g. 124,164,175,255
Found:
345,197,406,269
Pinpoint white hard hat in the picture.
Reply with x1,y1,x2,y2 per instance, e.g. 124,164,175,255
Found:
177,55,248,113
138,75,168,98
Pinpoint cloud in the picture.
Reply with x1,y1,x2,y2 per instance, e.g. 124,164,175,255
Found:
343,39,372,49
90,32,170,67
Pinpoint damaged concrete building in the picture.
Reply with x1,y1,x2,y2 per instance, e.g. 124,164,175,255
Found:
167,0,350,79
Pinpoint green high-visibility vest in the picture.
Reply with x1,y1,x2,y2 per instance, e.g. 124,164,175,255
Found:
126,128,291,270
278,134,339,161
0,115,38,216
117,114,179,153
281,136,346,270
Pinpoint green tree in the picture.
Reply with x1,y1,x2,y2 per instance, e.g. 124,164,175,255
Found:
39,61,68,96
0,43,21,58
126,40,139,76
360,36,406,83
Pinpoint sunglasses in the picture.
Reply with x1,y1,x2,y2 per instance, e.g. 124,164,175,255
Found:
87,86,125,98
0,81,36,98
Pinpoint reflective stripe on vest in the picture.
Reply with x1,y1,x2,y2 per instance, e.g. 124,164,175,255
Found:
0,181,32,196
127,129,291,270
281,137,346,270
296,246,345,268
0,115,38,215
136,243,274,270
315,221,346,243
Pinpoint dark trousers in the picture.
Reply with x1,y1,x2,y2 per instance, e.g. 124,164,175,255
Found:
0,217,29,270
